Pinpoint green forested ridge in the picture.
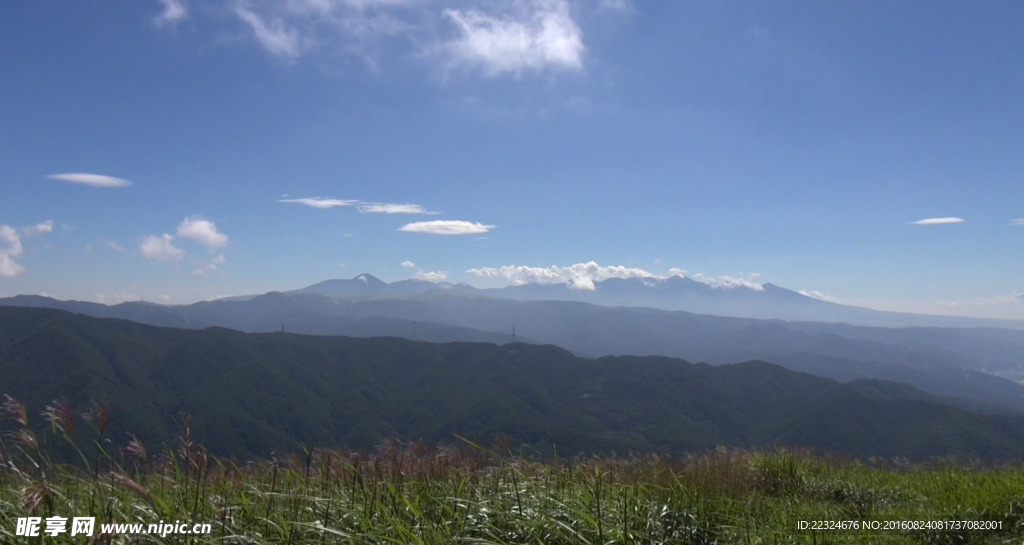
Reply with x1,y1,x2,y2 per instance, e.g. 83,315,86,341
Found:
3,306,1024,461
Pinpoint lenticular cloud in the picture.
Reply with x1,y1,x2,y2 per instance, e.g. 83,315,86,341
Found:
911,217,965,225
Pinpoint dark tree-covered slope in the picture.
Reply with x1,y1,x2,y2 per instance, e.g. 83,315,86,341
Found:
3,306,1024,461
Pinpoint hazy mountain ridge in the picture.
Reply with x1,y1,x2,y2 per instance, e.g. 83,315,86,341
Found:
4,306,1024,461
5,278,1024,413
289,275,1024,329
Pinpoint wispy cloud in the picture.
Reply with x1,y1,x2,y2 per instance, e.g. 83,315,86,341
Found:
358,202,439,214
399,220,494,235
1012,218,1024,226
439,0,585,77
139,234,185,262
0,225,26,278
48,173,132,188
401,260,416,268
154,0,188,27
799,289,840,303
177,216,229,249
911,217,965,225
191,254,226,277
597,0,631,13
21,221,54,236
280,197,359,208
687,272,764,291
281,197,436,214
413,269,449,282
160,0,593,80
234,5,307,61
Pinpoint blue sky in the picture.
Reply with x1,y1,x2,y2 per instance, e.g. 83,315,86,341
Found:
1,1,1023,318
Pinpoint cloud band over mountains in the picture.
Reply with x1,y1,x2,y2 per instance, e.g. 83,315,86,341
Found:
467,262,764,291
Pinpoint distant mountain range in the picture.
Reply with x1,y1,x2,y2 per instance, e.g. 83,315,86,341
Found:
5,306,1024,461
4,275,1024,415
295,274,1024,329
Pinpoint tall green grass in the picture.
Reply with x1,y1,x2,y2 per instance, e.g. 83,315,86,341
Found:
2,396,1023,544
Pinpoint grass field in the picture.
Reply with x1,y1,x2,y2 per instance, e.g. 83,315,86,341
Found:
2,397,1024,544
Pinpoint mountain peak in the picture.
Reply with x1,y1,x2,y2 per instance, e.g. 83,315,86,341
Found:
353,273,385,286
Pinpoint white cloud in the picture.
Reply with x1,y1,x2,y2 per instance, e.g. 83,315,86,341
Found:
401,260,416,268
467,261,656,291
440,0,585,76
0,221,55,277
280,197,359,208
281,197,434,214
467,262,766,292
48,173,132,188
154,0,188,27
139,234,185,261
399,220,495,235
235,5,307,61
177,216,229,249
0,225,26,278
413,269,449,282
358,202,438,214
911,217,965,225
1011,218,1024,226
108,242,129,253
159,0,593,80
21,221,54,236
799,289,840,303
688,273,764,291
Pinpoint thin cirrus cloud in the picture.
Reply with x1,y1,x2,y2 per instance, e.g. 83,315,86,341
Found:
234,5,306,61
597,0,631,12
48,173,132,188
281,197,436,214
1011,219,1024,226
22,221,55,237
280,197,360,209
910,217,966,225
191,254,226,277
171,0,589,77
154,0,188,27
399,220,495,235
357,203,438,214
440,0,585,76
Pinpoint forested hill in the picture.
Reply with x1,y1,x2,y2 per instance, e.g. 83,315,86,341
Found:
3,306,1024,461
